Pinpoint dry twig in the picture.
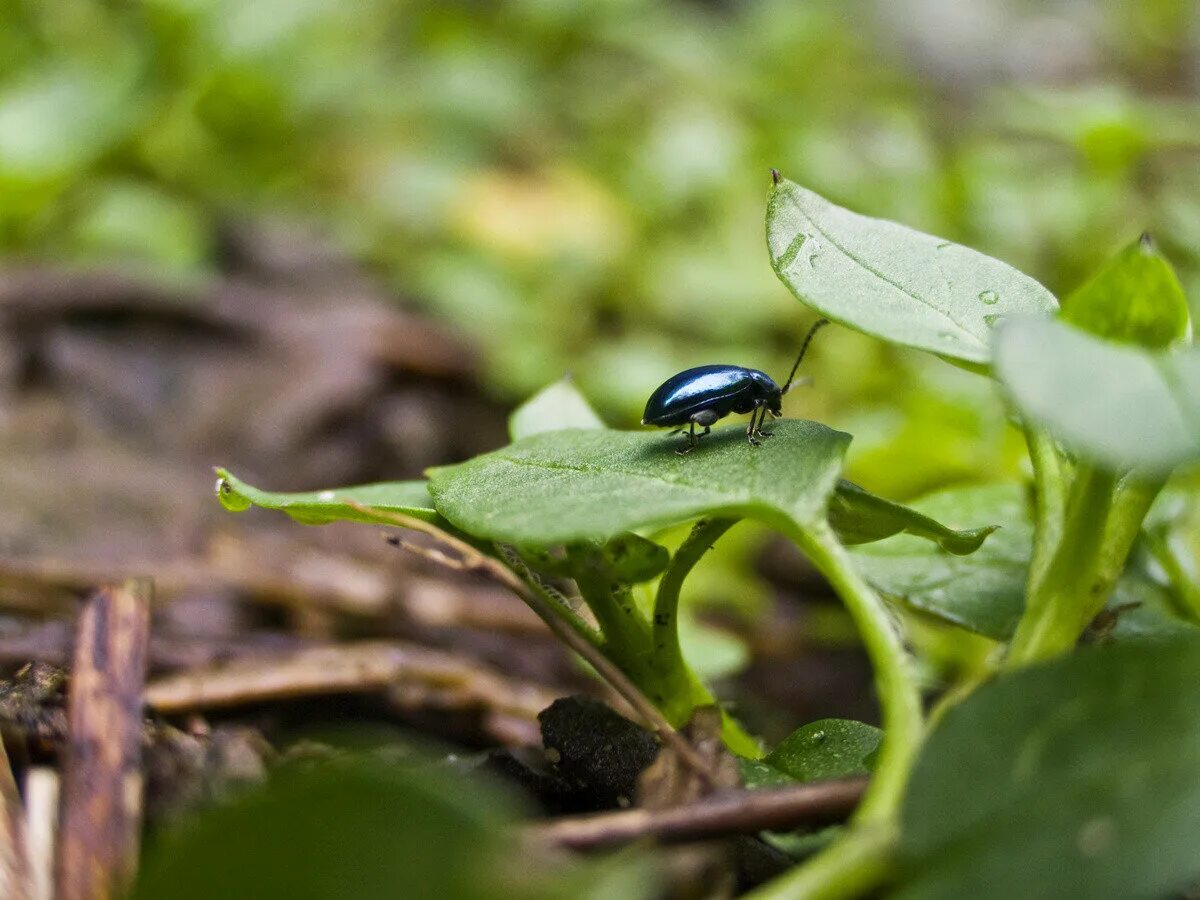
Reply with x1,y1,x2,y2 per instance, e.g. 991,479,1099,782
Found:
56,579,151,900
144,640,561,746
351,502,717,787
526,778,867,850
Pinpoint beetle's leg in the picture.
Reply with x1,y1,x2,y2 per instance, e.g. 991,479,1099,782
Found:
758,408,776,439
747,407,763,446
676,421,697,455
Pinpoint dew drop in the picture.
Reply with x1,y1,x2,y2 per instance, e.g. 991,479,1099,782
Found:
812,730,827,744
984,313,1003,327
318,490,336,501
979,290,1000,305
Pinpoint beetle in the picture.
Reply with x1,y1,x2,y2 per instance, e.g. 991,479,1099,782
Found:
641,319,829,454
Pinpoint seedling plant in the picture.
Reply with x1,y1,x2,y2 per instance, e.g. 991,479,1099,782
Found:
217,173,1200,900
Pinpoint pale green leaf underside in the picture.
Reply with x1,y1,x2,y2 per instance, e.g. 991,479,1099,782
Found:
852,483,1196,641
767,178,1058,366
899,639,1200,900
995,318,1200,473
829,479,997,554
214,468,438,526
427,420,851,545
509,376,607,441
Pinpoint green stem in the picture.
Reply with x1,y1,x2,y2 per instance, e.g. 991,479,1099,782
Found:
1007,465,1118,666
652,518,737,680
787,519,923,824
753,519,922,900
1025,427,1068,590
650,517,761,755
746,824,894,900
1097,473,1164,592
576,574,651,651
1143,528,1200,624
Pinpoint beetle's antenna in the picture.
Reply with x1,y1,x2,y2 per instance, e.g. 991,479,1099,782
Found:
782,319,830,392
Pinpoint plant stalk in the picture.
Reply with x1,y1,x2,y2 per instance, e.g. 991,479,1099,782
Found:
1007,464,1118,666
1025,427,1068,589
753,518,923,899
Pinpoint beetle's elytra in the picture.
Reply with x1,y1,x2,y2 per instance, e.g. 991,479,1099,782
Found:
642,319,829,454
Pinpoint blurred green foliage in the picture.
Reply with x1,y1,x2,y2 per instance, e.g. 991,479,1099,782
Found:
3,0,1199,494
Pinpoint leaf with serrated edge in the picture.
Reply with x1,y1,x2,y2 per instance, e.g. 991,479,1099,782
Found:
427,420,851,545
767,177,1057,367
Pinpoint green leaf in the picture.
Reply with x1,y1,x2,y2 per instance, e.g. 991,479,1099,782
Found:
828,480,997,554
509,377,606,441
766,177,1058,368
995,318,1200,473
1059,234,1191,350
738,757,797,790
132,756,656,900
569,532,670,584
851,484,1031,640
898,639,1200,900
764,718,881,783
427,420,851,545
215,468,439,526
851,483,1197,642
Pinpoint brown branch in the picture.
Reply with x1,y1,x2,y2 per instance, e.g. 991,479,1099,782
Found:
350,502,717,788
144,640,561,746
526,778,867,850
56,579,151,900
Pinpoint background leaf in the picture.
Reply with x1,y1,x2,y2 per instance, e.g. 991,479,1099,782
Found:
828,480,997,554
851,483,1197,641
898,639,1200,900
215,468,438,526
994,318,1200,473
1059,235,1191,349
509,377,607,441
763,718,881,783
427,420,852,545
133,756,655,900
766,178,1058,367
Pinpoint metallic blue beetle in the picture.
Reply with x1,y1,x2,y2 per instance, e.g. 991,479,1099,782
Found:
642,320,829,454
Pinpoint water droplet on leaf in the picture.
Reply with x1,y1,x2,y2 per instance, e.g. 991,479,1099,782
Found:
812,730,827,743
979,290,1000,305
984,313,1003,327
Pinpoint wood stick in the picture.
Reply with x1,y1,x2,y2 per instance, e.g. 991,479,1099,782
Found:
353,502,718,788
23,769,57,900
526,778,867,850
0,737,32,899
144,640,560,724
56,580,151,900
